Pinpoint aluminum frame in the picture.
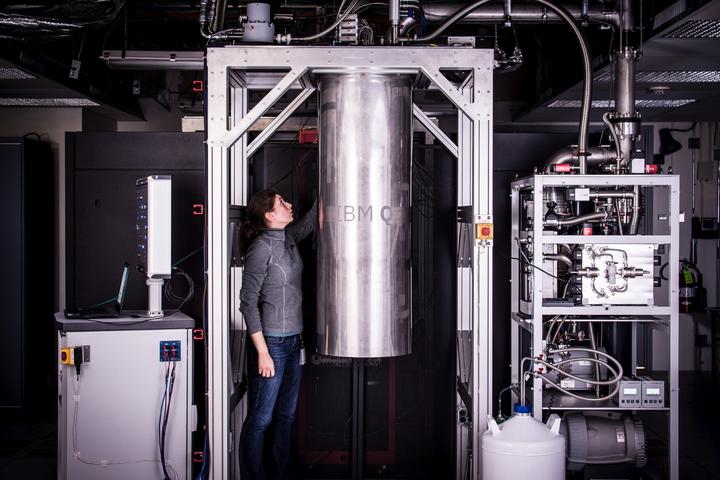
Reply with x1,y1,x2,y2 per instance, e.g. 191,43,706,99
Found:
206,46,493,480
509,174,680,480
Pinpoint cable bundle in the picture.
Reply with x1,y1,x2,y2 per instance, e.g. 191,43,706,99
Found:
165,267,195,312
159,358,178,480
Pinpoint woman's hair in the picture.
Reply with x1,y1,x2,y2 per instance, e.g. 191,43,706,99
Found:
238,188,280,256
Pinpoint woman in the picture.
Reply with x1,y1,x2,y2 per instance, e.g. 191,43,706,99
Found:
238,188,317,480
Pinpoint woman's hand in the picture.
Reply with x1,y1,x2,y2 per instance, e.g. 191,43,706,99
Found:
258,351,275,378
249,331,275,377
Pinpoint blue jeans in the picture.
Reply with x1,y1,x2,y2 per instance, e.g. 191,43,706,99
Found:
239,334,302,480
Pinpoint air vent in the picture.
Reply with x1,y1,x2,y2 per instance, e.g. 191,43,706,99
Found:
664,20,720,38
0,98,99,107
595,70,720,83
547,99,696,108
0,67,36,80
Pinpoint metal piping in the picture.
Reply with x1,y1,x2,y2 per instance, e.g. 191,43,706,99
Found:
544,212,608,227
390,0,400,43
543,146,616,173
587,322,601,398
407,0,592,169
422,3,619,27
629,186,640,234
211,0,227,32
610,0,641,167
588,190,635,198
278,0,359,42
413,0,593,169
615,55,636,164
543,254,573,267
399,16,417,36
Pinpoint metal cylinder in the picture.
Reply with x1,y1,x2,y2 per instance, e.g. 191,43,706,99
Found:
317,73,413,357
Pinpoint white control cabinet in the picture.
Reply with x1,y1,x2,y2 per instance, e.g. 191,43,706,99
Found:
57,313,194,480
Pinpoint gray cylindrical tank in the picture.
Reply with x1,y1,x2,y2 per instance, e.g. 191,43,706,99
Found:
560,412,646,470
316,73,412,358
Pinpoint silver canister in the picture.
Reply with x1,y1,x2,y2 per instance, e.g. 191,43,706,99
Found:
316,73,413,357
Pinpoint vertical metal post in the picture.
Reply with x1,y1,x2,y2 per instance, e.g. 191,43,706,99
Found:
455,74,474,480
669,176,680,480
351,359,365,480
206,54,235,480
531,176,545,419
469,64,494,479
510,186,520,391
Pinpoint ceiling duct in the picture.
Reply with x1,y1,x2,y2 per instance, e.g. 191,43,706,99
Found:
0,1,125,42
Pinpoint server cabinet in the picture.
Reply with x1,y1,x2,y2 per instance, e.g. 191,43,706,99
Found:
0,137,54,409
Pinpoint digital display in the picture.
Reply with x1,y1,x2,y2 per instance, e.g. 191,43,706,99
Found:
623,388,637,395
646,388,660,395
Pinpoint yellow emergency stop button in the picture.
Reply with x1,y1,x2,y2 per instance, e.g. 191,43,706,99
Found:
60,348,73,365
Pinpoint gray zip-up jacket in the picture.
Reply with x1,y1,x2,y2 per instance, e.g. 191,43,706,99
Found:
239,200,317,336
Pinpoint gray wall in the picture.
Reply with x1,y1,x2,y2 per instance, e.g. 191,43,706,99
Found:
651,122,719,372
0,108,83,310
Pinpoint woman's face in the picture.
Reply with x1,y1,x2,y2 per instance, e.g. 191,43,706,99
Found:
265,194,294,228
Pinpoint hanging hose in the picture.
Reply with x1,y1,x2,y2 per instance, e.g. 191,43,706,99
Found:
405,0,592,167
519,348,624,406
586,322,601,398
278,0,361,42
602,111,622,171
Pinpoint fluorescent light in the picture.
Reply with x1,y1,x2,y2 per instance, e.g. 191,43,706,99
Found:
595,70,720,83
0,97,99,107
0,67,36,80
547,99,696,108
664,20,720,38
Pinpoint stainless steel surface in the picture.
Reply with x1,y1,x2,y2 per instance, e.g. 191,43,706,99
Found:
615,55,637,163
316,73,413,357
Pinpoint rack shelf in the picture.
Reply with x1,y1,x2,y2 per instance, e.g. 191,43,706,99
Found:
510,174,680,479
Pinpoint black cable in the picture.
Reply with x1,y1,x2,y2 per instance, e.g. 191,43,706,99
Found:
159,359,171,479
160,361,177,480
164,267,195,311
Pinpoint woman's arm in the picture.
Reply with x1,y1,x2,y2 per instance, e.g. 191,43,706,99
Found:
239,240,270,339
249,331,275,377
286,197,318,243
240,240,276,377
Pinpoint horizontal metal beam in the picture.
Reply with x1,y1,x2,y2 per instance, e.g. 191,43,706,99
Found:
101,50,204,70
